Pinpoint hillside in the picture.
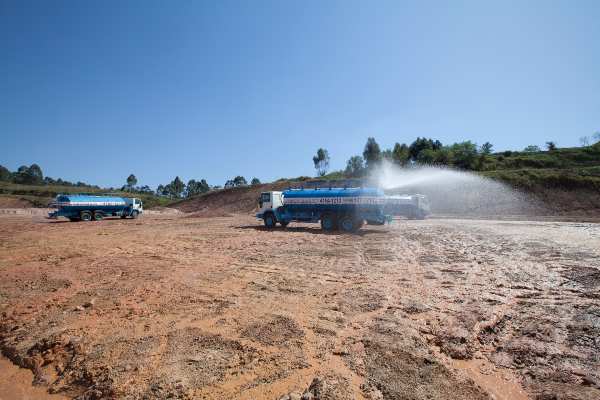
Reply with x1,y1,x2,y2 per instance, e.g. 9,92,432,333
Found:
168,180,294,216
482,145,600,214
2,144,599,216
170,145,600,217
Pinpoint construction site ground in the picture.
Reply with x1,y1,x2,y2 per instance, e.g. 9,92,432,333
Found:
0,213,599,399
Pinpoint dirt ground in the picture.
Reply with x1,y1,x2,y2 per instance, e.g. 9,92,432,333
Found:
0,214,599,400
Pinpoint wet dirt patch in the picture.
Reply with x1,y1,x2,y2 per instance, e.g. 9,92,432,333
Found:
338,287,386,314
361,338,489,400
562,266,600,288
162,327,258,389
242,315,305,346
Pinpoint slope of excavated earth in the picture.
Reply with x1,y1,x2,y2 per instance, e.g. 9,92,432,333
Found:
0,195,34,208
0,213,599,399
169,182,292,216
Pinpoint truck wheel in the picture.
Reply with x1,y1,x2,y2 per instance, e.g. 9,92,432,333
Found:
320,213,336,231
93,211,104,221
132,211,139,219
80,211,92,222
264,213,276,228
340,215,361,233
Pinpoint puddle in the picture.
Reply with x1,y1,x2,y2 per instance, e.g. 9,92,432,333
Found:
0,356,68,400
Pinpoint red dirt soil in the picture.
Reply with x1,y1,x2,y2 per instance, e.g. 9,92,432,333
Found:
1,213,599,399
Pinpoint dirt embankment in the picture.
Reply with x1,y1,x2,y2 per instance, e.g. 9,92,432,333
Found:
0,195,34,208
0,214,599,399
169,182,292,217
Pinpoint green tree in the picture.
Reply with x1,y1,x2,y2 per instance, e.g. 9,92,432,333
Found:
14,164,43,184
381,149,393,162
233,176,247,186
185,179,211,197
186,179,199,197
0,165,11,182
392,143,410,166
344,155,364,177
449,141,478,169
168,176,185,198
199,179,209,193
312,148,330,177
363,137,381,170
546,141,557,151
126,174,137,190
416,148,436,164
408,137,442,161
434,147,453,165
523,145,541,153
28,164,43,184
251,177,261,185
480,142,493,155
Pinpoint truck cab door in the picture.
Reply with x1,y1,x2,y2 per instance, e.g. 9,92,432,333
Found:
260,192,272,212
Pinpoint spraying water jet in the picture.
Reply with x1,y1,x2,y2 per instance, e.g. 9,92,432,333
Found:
371,162,537,217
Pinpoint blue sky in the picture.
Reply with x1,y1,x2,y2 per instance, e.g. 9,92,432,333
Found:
1,0,599,188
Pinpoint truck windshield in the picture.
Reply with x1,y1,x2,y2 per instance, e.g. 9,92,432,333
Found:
261,193,270,202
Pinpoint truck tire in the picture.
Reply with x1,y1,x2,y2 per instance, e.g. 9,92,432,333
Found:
264,213,276,228
340,215,362,232
132,211,139,219
339,215,355,232
80,211,92,222
320,213,337,231
93,211,104,221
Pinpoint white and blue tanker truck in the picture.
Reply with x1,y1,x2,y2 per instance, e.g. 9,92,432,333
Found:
48,194,143,221
256,187,430,232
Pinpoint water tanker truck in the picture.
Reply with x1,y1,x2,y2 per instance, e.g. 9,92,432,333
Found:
256,187,430,232
48,194,143,221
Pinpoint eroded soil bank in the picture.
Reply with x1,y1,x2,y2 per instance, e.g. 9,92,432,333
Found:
0,214,599,399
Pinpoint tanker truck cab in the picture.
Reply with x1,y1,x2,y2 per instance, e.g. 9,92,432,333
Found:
256,191,283,228
127,198,144,215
